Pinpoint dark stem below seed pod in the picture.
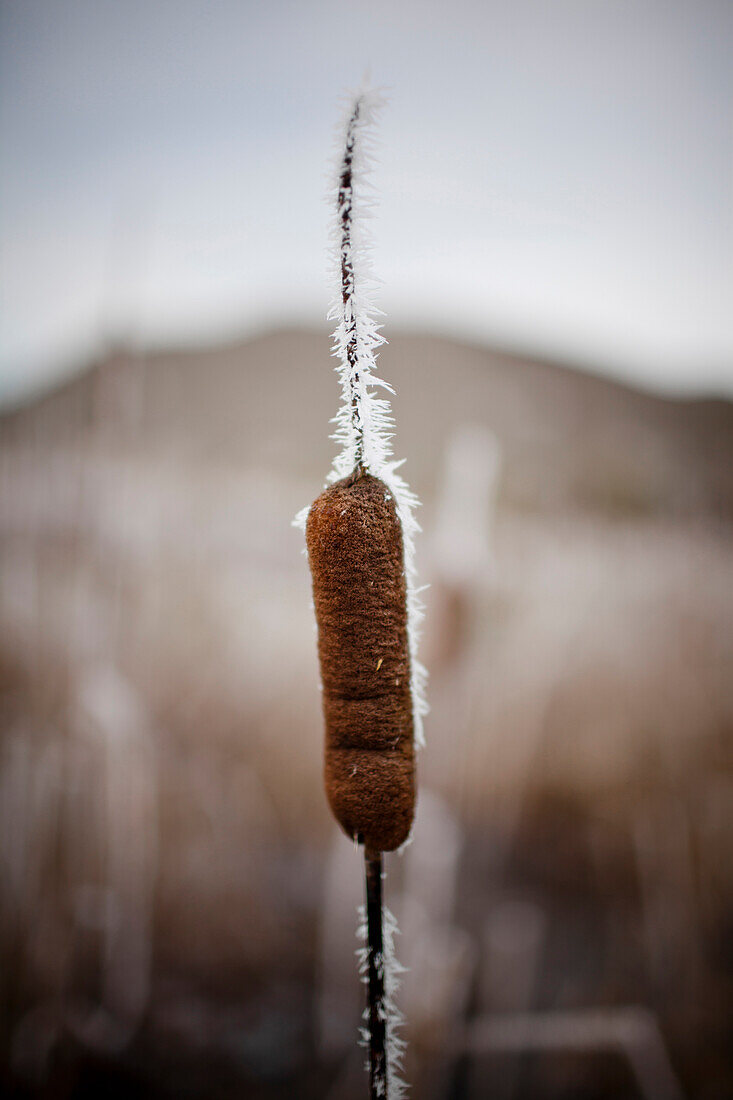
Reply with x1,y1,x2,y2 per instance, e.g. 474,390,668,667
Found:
364,849,387,1099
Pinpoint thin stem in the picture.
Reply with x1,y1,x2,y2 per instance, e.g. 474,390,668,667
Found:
364,849,387,1098
338,96,365,473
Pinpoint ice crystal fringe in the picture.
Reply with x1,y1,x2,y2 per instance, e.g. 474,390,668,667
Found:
357,902,408,1100
295,82,428,753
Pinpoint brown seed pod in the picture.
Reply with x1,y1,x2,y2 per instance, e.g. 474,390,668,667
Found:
306,472,415,852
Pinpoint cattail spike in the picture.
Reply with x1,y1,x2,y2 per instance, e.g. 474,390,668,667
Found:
298,85,426,1100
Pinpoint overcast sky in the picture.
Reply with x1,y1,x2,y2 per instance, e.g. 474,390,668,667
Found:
1,0,731,403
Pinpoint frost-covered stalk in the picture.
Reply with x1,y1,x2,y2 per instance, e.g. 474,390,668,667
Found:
358,873,407,1100
337,95,367,472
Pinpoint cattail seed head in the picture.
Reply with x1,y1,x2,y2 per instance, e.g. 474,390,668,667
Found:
295,83,426,865
307,473,415,852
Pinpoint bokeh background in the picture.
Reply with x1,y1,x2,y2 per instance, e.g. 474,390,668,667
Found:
1,2,732,1098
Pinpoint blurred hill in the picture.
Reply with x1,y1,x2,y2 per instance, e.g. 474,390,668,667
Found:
3,328,733,517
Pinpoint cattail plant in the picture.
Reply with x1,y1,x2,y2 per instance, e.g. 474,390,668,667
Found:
297,87,427,1098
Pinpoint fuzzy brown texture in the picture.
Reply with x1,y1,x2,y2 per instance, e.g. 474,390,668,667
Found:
306,473,415,851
